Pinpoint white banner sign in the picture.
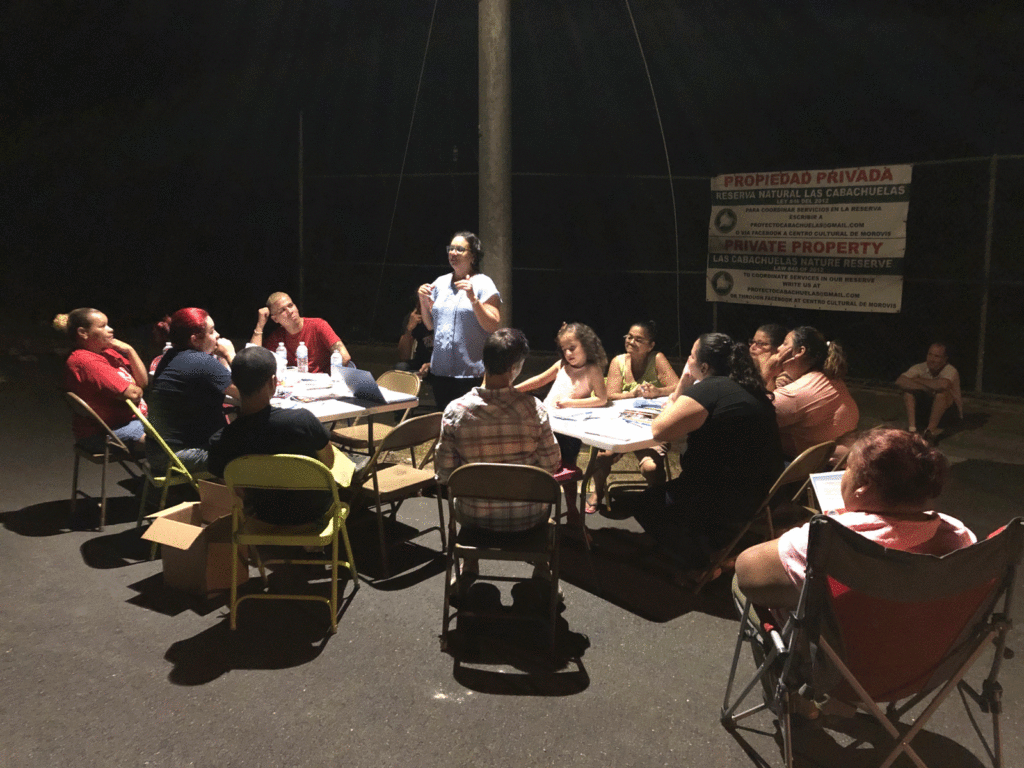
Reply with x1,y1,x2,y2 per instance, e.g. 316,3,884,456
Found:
707,164,912,313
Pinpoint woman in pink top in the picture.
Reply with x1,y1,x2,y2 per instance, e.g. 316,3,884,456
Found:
735,427,975,610
768,326,859,459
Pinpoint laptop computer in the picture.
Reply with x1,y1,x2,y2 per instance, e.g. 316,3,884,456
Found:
336,367,417,405
809,470,845,514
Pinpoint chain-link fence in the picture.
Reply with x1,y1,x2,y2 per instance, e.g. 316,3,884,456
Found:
302,155,1024,397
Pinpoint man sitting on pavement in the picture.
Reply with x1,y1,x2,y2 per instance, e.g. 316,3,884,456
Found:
434,328,562,549
208,346,347,526
250,292,352,373
896,341,963,442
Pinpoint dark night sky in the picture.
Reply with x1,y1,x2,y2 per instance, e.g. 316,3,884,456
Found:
3,1,1023,390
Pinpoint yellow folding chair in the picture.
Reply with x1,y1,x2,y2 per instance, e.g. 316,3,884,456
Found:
126,400,208,522
63,392,143,530
224,451,358,634
330,369,421,456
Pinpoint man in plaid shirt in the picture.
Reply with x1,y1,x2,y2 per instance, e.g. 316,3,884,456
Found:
435,328,561,533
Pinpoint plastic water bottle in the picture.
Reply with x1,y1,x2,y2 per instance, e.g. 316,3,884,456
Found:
296,341,308,374
274,342,287,379
330,350,343,383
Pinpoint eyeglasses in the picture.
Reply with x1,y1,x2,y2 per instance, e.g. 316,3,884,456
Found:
748,339,772,348
623,334,651,344
446,245,468,254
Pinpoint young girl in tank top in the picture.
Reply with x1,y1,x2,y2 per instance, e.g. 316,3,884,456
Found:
517,322,608,522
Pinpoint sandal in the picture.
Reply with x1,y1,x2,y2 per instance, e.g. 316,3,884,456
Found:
585,494,604,515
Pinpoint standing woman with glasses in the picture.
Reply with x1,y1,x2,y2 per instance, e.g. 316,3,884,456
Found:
417,231,502,410
585,320,679,513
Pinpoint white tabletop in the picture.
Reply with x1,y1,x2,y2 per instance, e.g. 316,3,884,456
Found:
266,372,418,424
549,398,666,453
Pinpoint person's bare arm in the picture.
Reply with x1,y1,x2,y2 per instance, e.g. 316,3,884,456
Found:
637,352,680,398
605,356,630,401
456,280,500,333
651,392,707,442
214,338,235,370
515,361,559,393
331,339,352,366
108,338,148,392
250,307,270,346
896,373,928,392
398,311,420,361
735,539,800,610
665,370,695,406
317,442,336,468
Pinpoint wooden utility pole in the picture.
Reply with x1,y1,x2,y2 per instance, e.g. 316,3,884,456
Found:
478,0,513,324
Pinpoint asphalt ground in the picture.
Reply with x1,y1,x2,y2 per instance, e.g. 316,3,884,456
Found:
2,346,1022,768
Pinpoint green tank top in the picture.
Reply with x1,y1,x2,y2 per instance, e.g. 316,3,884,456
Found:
618,353,661,393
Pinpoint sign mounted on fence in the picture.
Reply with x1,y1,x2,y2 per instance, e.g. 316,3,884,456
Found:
707,164,912,313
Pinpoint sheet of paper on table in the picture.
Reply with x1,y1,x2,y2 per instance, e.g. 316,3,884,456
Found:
548,409,603,423
810,471,845,513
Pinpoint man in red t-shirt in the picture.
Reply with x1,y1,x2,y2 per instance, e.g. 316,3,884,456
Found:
60,308,148,452
249,292,352,374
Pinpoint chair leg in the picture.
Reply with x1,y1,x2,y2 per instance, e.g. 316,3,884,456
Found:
137,480,151,526
251,546,269,587
441,545,456,651
230,536,239,630
375,502,390,578
157,480,171,514
70,452,81,523
98,444,110,531
339,522,358,583
550,524,561,649
329,534,339,634
576,512,601,597
435,494,447,551
548,564,560,650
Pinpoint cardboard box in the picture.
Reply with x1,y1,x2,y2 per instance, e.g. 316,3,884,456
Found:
142,480,249,596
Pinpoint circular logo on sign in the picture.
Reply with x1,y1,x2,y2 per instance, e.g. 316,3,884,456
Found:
711,271,734,296
715,208,738,233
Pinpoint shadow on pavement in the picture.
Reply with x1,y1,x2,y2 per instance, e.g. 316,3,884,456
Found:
81,524,154,567
444,580,591,697
1,499,72,537
163,576,359,685
559,526,737,622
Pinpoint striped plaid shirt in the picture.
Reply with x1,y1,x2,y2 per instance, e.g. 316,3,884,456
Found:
435,386,561,532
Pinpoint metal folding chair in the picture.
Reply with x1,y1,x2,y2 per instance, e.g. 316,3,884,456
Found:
329,369,421,457
126,400,208,522
63,392,143,530
692,440,836,594
440,463,564,651
225,452,358,634
354,411,445,578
